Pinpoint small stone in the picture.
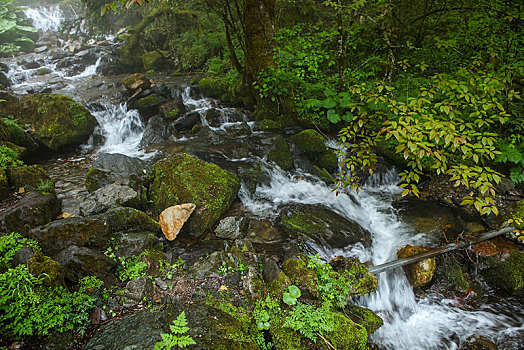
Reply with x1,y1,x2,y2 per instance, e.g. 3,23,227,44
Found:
215,216,244,240
159,203,196,240
125,276,154,301
397,245,436,287
154,277,168,290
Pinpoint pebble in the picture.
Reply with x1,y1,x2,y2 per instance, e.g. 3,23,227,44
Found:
154,277,168,290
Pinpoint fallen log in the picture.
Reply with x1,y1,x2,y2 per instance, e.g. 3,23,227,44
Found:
368,226,515,275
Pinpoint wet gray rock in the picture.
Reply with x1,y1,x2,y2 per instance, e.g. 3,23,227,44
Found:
28,217,110,257
12,247,35,267
0,71,10,88
263,257,281,286
154,277,168,290
113,231,155,258
93,206,162,235
139,115,172,147
280,204,372,248
237,162,262,195
494,177,515,195
215,216,247,240
56,245,116,285
191,251,224,279
85,152,149,193
0,192,61,234
80,183,144,216
173,111,201,132
125,276,154,301
159,100,187,119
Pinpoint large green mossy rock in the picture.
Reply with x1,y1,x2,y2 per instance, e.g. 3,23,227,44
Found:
324,313,368,350
142,50,173,72
6,164,54,192
0,117,39,156
267,137,293,170
3,94,97,151
483,251,524,291
150,153,240,236
290,129,325,155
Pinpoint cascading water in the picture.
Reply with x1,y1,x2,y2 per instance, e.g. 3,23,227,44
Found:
23,5,65,32
241,164,523,349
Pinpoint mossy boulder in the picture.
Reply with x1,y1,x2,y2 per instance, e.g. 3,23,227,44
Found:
150,153,240,236
94,206,162,235
267,137,293,170
3,94,97,151
290,129,325,155
56,245,117,285
282,257,319,298
258,119,280,131
28,251,62,287
132,94,166,119
346,305,383,335
438,257,469,293
0,192,60,234
483,250,524,291
329,256,379,297
0,141,27,158
142,50,174,72
324,313,368,350
317,149,338,172
270,315,302,350
0,168,9,199
6,164,54,192
280,204,372,248
0,117,39,157
121,73,151,91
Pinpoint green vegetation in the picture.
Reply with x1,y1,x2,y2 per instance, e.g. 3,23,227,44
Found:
154,311,196,350
0,233,103,340
0,0,38,56
0,145,22,170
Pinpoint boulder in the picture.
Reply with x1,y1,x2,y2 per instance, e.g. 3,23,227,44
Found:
85,153,149,193
139,115,171,147
0,168,9,199
159,203,196,240
1,94,97,151
56,245,117,285
0,191,60,234
28,217,110,257
142,50,174,72
6,165,54,191
121,73,151,92
132,94,166,119
267,137,293,170
290,129,326,154
80,184,145,216
125,276,154,301
317,149,338,172
215,216,247,240
0,116,39,156
280,204,372,248
93,206,161,235
396,245,436,287
482,250,524,291
150,153,240,236
160,100,187,120
173,111,201,132
112,231,155,258
0,71,11,89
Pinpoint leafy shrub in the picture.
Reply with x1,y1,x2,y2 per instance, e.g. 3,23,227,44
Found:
0,145,22,170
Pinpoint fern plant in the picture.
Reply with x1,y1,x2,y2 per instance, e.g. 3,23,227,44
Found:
154,311,196,350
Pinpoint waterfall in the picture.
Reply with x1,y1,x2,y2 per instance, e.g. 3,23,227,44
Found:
23,5,64,32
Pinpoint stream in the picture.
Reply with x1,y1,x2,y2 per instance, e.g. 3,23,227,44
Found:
2,5,523,349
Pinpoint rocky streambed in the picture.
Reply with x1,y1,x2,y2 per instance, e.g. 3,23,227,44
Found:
0,4,523,350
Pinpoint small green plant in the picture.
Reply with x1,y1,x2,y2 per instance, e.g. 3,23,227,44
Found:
36,179,54,194
0,146,22,170
105,245,147,282
154,311,196,350
282,285,301,306
282,302,336,343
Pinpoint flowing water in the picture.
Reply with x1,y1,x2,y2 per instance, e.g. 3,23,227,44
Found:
3,5,523,349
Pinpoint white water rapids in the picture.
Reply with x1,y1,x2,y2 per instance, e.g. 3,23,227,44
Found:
4,5,523,349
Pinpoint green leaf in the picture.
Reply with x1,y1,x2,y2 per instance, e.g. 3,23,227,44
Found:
326,109,341,124
0,19,16,34
321,98,336,109
283,292,297,305
288,285,301,299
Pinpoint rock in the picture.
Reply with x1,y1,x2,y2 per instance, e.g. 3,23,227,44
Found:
113,231,155,258
0,192,60,234
12,247,35,267
0,168,10,199
28,251,62,287
125,276,154,301
139,115,171,147
159,203,197,240
262,257,281,286
258,119,280,131
246,219,284,244
56,245,116,285
154,277,168,290
121,73,151,91
150,153,240,236
191,251,224,279
0,116,40,156
482,250,524,291
317,149,338,172
0,71,10,89
462,335,498,350
94,206,162,235
237,162,262,195
323,313,368,350
173,111,201,132
290,129,326,154
215,216,247,240
280,204,372,248
159,100,187,119
133,94,166,119
494,177,515,194
345,305,383,335
28,217,110,257
396,245,436,287
3,94,97,151
6,165,54,192
328,256,378,297
85,153,149,193
267,137,293,170
142,50,174,72
80,184,145,216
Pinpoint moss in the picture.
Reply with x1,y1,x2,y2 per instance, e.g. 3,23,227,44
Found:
258,119,280,131
443,261,469,293
85,167,101,192
166,108,180,120
198,76,244,106
0,168,9,199
136,95,165,109
36,68,51,76
269,315,302,350
0,117,37,156
312,166,335,184
139,246,166,276
317,150,338,172
484,251,524,291
269,271,291,299
0,141,26,158
290,129,325,154
281,210,322,238
324,313,368,350
142,50,172,72
6,164,54,192
339,259,378,296
267,138,293,170
281,257,319,297
4,94,97,151
346,305,383,334
28,251,62,287
150,153,240,236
